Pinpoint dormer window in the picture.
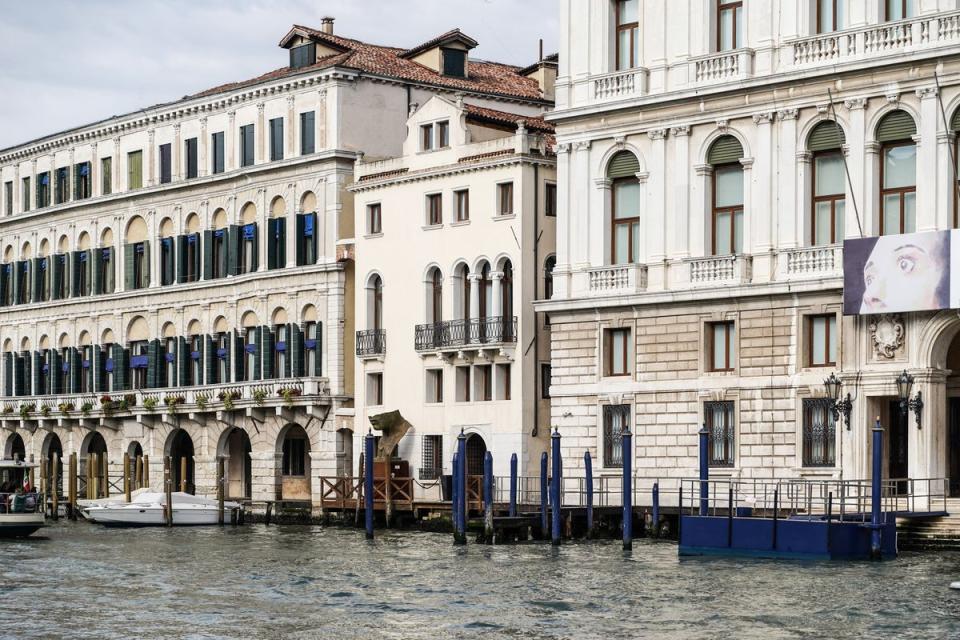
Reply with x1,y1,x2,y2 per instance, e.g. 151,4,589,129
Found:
442,48,467,78
421,121,450,152
290,42,316,69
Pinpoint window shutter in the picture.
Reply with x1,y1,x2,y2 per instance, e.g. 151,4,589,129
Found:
250,225,259,272
314,322,323,376
295,214,305,266
607,151,641,178
278,218,287,267
124,243,135,290
142,242,151,289
309,213,318,265
71,252,80,297
32,351,42,395
876,110,917,143
204,335,215,384
230,330,241,382
808,121,846,152
92,249,103,295
202,230,213,280
49,350,61,395
31,258,41,302
253,326,262,380
147,339,160,389
267,220,277,269
262,326,274,379
69,348,81,393
227,225,240,276
2,353,11,396
113,344,127,391
290,323,304,377
51,255,61,300
11,262,20,305
176,236,186,283
93,347,103,392
707,135,744,165
14,354,24,396
283,325,293,378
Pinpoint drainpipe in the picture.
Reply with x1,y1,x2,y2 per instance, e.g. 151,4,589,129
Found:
532,163,540,438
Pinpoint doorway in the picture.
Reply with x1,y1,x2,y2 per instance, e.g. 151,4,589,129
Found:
950,399,960,497
887,400,909,493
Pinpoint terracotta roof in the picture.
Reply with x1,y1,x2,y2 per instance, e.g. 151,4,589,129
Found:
458,148,516,164
399,28,478,59
190,25,546,103
357,167,409,182
463,103,554,134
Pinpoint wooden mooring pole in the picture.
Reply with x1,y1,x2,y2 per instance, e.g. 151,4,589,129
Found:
68,453,77,520
164,456,173,527
364,431,374,540
135,455,143,491
39,456,47,506
101,453,109,498
179,457,187,493
51,453,60,521
28,454,35,493
143,454,150,488
89,453,98,500
123,452,131,502
483,451,494,543
217,457,225,526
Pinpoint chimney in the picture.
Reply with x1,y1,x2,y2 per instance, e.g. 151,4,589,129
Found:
320,16,334,35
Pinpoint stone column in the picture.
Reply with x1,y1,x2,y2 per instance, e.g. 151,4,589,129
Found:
777,109,799,249
199,117,209,178
795,151,812,245
589,177,610,272
468,273,481,320
740,158,754,256
864,142,880,236
250,450,279,503
12,165,20,214
916,87,939,232
752,113,774,256
845,98,868,238
691,164,712,257
490,271,503,318
256,103,266,165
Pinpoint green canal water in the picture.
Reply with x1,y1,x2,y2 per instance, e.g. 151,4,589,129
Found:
1,521,959,639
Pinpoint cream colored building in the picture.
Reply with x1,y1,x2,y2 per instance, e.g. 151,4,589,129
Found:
0,19,553,511
349,93,556,490
543,0,960,497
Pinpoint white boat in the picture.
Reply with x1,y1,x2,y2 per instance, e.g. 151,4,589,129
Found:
83,491,241,527
0,459,44,538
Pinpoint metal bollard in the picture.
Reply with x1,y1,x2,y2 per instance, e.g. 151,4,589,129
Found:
699,424,709,517
540,452,548,538
651,481,660,538
551,428,561,546
584,451,594,538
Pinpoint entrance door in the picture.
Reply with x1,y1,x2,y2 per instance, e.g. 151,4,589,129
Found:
950,399,960,497
887,400,909,492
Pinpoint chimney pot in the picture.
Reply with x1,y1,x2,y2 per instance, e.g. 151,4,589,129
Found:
320,16,334,35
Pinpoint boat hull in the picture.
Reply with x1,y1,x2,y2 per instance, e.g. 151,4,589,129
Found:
0,513,45,538
86,506,228,527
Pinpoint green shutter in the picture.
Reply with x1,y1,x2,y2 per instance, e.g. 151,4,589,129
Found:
31,258,41,302
69,348,81,393
176,236,186,283
707,135,744,165
607,151,641,178
253,327,262,380
12,262,20,305
808,121,846,152
113,344,128,391
204,335,215,384
267,221,277,269
147,339,160,389
262,326,274,379
223,333,232,383
92,250,102,295
49,350,61,394
15,354,25,396
124,243,135,290
3,352,12,396
32,351,42,395
142,242,151,289
314,322,323,376
295,214,305,266
227,225,239,276
93,347,104,392
278,219,286,267
876,110,917,143
177,337,189,387
290,324,304,377
51,255,62,300
250,225,259,272
71,252,80,296
203,230,213,280
233,331,243,382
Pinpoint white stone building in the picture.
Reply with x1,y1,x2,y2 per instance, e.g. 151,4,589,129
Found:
0,19,553,511
542,0,960,497
349,93,557,491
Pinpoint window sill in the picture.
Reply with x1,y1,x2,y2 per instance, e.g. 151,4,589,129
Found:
450,220,471,227
364,232,384,240
493,214,516,221
422,224,443,231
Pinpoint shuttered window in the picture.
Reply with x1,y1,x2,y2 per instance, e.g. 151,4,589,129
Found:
300,111,315,155
708,135,744,164
101,157,112,195
127,151,143,190
808,121,846,152
876,110,916,143
211,132,225,174
240,124,255,167
159,143,172,184
185,138,198,179
269,118,284,162
607,151,640,178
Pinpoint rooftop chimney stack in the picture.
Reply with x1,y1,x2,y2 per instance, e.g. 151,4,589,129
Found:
320,16,334,35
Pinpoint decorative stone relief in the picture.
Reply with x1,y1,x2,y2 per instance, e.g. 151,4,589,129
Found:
869,314,904,359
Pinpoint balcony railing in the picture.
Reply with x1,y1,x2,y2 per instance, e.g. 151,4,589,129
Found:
777,245,843,280
356,329,386,357
586,264,647,297
414,316,517,352
692,48,754,83
593,68,648,101
687,255,752,286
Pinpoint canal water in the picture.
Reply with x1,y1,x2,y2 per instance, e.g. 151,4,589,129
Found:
1,521,959,639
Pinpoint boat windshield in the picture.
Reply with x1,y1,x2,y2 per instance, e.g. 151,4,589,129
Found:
0,467,39,514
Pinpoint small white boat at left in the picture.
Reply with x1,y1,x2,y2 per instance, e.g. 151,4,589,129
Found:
83,492,241,527
0,459,44,538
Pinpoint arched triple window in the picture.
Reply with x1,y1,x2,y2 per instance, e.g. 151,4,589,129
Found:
478,262,491,319
708,135,744,255
369,275,383,331
877,110,917,236
809,121,846,246
607,151,641,265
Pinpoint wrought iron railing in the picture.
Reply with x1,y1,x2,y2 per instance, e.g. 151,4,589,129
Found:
414,316,517,351
356,329,386,357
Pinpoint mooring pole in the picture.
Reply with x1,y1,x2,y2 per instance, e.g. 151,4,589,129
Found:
551,427,562,546
143,454,150,488
871,417,884,560
217,456,225,526
164,456,173,527
698,423,709,517
509,453,518,518
584,451,594,538
51,453,60,521
651,481,660,538
123,452,131,502
68,453,77,520
364,430,374,540
622,425,633,551
179,457,188,493
452,451,461,543
483,451,494,543
539,451,548,538
456,429,467,544
135,455,143,491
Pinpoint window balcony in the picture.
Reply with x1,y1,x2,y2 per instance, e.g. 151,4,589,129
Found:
687,255,752,286
691,48,754,84
356,329,386,359
775,245,843,281
414,316,517,353
592,68,649,102
586,264,647,298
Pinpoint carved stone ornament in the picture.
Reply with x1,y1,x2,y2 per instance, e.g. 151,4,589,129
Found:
869,314,904,359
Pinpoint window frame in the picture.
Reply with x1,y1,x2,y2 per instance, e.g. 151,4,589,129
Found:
802,397,837,467
708,320,735,372
615,0,640,71
454,189,470,222
545,182,557,217
811,150,845,245
807,313,838,368
717,0,743,51
367,203,382,234
497,182,514,216
879,140,917,236
602,404,629,468
817,0,843,33
611,176,640,264
705,400,735,467
885,0,914,21
421,124,434,151
426,193,443,226
711,162,743,256
603,327,631,377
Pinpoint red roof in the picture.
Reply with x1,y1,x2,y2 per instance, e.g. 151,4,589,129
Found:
463,103,554,134
190,25,546,102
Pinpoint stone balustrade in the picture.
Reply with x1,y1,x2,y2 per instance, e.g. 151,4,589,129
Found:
586,264,648,297
687,254,753,286
592,68,648,101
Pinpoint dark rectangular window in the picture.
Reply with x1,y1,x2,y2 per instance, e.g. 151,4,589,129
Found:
498,182,514,216
421,124,434,151
367,372,383,406
100,248,115,293
708,321,735,372
886,0,914,20
240,124,255,167
604,328,630,377
211,132,225,174
101,157,112,195
540,363,551,399
426,369,443,403
21,177,30,212
36,172,50,208
603,404,629,468
808,314,838,367
300,111,315,155
420,434,443,480
442,48,467,78
212,230,226,278
802,398,836,467
159,143,172,184
456,366,471,402
545,182,557,217
427,194,442,226
185,138,198,179
455,190,469,222
127,150,143,190
160,238,174,286
289,42,316,69
74,162,91,200
367,203,382,234
55,167,69,204
706,401,735,467
817,0,846,32
54,255,67,299
298,214,316,265
437,121,450,148
3,181,11,216
282,436,307,475
475,364,492,401
239,224,256,274
269,117,284,162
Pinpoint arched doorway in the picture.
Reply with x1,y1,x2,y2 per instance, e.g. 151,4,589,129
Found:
83,432,108,499
223,428,252,500
42,433,63,497
279,424,311,501
128,442,144,490
336,428,353,477
465,433,486,476
168,430,195,494
5,432,25,461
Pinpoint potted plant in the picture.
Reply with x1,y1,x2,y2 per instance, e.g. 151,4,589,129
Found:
100,394,114,415
279,387,301,407
80,402,93,417
221,391,236,411
18,403,35,419
58,402,75,417
143,397,158,412
124,393,137,407
164,395,184,415
40,404,52,418
196,393,209,410
253,389,267,406
2,404,14,415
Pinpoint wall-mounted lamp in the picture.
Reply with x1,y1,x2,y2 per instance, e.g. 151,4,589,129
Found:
895,369,923,430
824,372,852,430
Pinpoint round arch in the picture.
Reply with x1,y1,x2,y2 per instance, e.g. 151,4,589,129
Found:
867,104,921,143
127,316,149,342
164,428,196,494
77,231,91,251
217,426,252,500
240,202,257,225
100,227,114,247
4,432,25,460
185,212,200,234
699,127,751,165
270,196,286,218
595,142,647,177
276,423,312,501
300,191,317,213
125,216,147,243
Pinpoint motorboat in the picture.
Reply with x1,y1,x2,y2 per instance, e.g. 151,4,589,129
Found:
82,491,241,527
0,459,44,538
76,488,153,518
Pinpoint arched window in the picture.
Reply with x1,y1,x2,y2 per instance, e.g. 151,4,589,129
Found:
430,269,443,323
369,275,383,330
455,264,471,320
607,151,641,264
708,135,744,255
501,260,514,340
478,262,491,319
877,110,917,236
809,121,846,246
544,256,556,300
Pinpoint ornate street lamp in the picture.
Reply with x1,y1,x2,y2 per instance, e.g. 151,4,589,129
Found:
895,369,923,430
824,372,852,430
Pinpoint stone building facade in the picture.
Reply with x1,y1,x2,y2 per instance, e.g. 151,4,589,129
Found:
543,0,960,498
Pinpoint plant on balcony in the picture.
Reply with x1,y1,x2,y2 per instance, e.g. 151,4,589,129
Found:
40,404,52,418
253,389,267,406
196,393,210,410
2,404,13,415
164,395,184,415
279,387,301,407
100,395,114,415
143,397,158,413
124,394,137,407
218,390,237,411
18,403,35,419
58,402,75,417
80,402,93,417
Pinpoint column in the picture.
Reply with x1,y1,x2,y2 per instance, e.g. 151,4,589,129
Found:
647,129,668,262
468,273,481,320
573,140,591,269
740,158,754,256
589,177,611,271
147,129,156,187
90,143,99,198
691,164,711,258
490,272,503,318
796,152,812,246
669,126,691,258
937,129,954,230
286,96,296,158
227,111,236,172
286,189,299,268
777,109,799,249
173,123,182,181
317,89,327,151
258,187,268,272
199,117,209,178
845,98,868,238
916,87,939,232
554,143,571,299
256,103,266,165
68,148,75,203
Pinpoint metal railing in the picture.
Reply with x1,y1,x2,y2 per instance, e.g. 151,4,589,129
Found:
414,316,517,351
356,329,386,357
0,491,41,514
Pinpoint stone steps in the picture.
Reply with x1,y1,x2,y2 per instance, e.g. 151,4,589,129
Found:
897,508,960,550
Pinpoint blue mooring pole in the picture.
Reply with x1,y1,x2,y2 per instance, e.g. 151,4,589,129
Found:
698,423,710,517
509,453,518,518
652,481,660,538
483,451,494,543
452,451,461,542
870,417,884,560
584,451,594,538
456,430,467,545
540,451,548,538
364,430,374,540
551,427,562,546
622,425,633,551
